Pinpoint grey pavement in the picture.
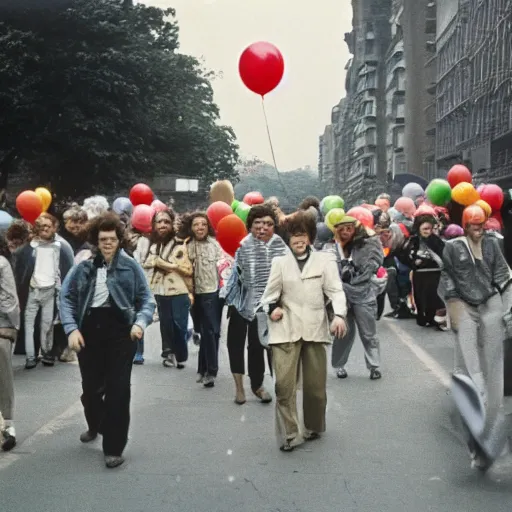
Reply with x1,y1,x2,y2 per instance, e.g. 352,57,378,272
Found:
2,313,512,512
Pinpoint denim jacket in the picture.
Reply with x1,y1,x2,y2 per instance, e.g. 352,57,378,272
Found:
59,249,155,336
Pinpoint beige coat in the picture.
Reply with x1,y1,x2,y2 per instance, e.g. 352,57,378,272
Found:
260,251,347,345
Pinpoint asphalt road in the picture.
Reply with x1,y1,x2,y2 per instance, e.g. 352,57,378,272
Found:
2,313,512,512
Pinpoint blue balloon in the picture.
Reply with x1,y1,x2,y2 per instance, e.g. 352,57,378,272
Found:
112,197,133,216
0,210,13,231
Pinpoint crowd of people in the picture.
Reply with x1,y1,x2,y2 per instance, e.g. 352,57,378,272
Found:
0,186,511,472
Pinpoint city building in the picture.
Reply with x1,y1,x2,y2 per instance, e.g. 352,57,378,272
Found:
385,0,406,183
436,0,512,188
318,0,392,205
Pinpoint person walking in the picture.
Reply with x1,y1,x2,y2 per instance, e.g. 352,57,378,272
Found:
60,213,155,468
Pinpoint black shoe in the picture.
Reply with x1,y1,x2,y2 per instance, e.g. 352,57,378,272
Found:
1,428,16,452
80,430,98,443
203,375,215,388
105,455,125,468
41,355,55,367
336,368,348,379
25,358,38,370
193,333,201,346
370,369,382,380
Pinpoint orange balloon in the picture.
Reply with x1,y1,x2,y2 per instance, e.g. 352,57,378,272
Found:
451,182,479,206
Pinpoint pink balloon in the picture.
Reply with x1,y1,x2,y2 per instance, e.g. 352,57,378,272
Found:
243,191,264,206
394,197,416,219
414,204,436,217
131,204,154,233
151,199,167,212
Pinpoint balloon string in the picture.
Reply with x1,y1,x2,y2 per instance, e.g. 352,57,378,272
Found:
261,97,288,198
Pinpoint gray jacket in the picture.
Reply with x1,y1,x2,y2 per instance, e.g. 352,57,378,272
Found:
0,255,20,334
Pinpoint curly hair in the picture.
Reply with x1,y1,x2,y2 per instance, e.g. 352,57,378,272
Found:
282,211,317,244
150,209,176,244
6,220,31,244
179,211,215,239
299,196,320,211
87,212,124,247
246,204,278,230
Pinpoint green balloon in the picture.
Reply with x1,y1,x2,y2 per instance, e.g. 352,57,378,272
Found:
235,202,251,223
426,179,452,206
322,195,345,215
231,200,240,212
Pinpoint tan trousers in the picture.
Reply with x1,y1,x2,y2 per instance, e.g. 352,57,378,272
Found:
272,340,327,443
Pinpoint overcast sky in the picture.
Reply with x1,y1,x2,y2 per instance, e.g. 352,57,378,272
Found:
148,0,352,171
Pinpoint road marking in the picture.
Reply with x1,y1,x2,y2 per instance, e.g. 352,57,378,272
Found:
0,400,82,472
385,320,451,388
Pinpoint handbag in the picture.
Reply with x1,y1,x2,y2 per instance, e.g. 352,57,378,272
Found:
255,310,270,349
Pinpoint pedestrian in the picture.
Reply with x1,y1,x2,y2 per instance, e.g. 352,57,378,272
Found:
440,204,512,470
0,234,20,451
185,212,223,388
328,214,384,380
261,212,347,452
142,209,193,369
60,212,155,468
225,204,289,405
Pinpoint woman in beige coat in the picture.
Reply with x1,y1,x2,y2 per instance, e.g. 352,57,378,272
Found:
260,212,347,452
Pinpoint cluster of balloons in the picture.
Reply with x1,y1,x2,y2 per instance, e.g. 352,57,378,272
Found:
15,187,52,224
113,183,167,233
317,194,376,232
425,164,503,226
207,189,265,256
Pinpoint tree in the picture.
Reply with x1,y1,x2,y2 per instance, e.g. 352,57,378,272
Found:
234,160,328,212
0,0,239,202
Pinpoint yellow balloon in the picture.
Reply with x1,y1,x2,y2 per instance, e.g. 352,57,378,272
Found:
35,187,52,212
475,199,492,219
451,182,479,206
325,208,345,232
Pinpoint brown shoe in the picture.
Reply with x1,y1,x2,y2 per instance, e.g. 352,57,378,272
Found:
252,387,272,403
232,373,246,405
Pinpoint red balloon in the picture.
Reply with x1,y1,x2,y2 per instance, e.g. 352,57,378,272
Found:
16,191,43,224
207,201,233,230
131,204,154,233
347,206,374,228
216,214,248,257
243,191,264,206
477,184,504,212
491,211,503,228
151,199,167,213
239,42,284,97
129,183,154,206
447,164,472,188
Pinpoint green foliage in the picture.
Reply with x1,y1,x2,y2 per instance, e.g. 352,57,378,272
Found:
234,159,328,212
0,0,239,199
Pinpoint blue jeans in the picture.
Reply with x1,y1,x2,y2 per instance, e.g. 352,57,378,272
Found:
195,292,221,377
155,294,191,364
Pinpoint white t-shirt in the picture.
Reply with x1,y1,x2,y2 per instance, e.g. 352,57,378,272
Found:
30,241,60,289
91,266,110,308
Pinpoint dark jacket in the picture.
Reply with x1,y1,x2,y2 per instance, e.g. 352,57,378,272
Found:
439,235,511,307
59,249,155,336
12,236,74,312
398,234,445,271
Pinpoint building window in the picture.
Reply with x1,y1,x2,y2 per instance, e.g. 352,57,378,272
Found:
365,71,376,89
362,156,375,176
366,128,377,145
176,179,199,192
393,127,405,148
365,39,375,55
